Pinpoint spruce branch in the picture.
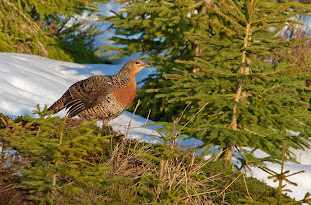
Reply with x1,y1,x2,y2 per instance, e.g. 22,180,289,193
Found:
251,5,290,24
239,126,266,138
226,0,247,22
213,21,238,36
222,0,247,23
178,102,209,133
3,0,41,32
2,0,48,56
214,6,245,31
217,171,243,197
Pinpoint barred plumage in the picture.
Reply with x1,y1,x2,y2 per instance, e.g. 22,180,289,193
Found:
48,59,149,125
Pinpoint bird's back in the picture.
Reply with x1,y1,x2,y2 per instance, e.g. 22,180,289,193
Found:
48,75,136,123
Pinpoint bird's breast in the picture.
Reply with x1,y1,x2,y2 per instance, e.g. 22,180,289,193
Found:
113,79,137,108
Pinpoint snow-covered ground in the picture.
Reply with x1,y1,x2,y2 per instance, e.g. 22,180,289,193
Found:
0,53,310,200
0,53,161,143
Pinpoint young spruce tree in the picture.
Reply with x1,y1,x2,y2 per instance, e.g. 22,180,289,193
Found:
100,0,228,121
163,0,311,167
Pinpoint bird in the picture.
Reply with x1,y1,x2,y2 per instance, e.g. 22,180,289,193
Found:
48,59,149,125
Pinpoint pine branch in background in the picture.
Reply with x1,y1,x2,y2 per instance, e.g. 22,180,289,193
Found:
0,0,50,57
161,0,311,168
0,0,107,63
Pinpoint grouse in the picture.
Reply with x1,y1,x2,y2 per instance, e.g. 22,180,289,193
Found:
48,59,149,125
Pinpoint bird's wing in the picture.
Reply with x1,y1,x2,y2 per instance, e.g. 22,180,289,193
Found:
64,76,114,118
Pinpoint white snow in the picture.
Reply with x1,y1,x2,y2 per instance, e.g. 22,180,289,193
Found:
246,148,311,200
248,162,311,200
0,52,310,200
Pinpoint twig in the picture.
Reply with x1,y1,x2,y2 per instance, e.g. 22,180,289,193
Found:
0,184,14,193
217,171,243,197
243,168,253,201
173,104,189,143
138,109,151,142
178,102,209,132
125,99,141,138
7,191,20,205
117,100,140,161
251,5,290,24
239,126,266,138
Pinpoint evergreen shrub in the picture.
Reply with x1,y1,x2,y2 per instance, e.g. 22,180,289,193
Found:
0,107,305,204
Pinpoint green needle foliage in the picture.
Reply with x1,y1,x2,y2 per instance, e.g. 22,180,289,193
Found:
0,108,304,204
161,0,311,167
0,0,107,62
101,0,311,167
99,0,227,121
3,106,112,204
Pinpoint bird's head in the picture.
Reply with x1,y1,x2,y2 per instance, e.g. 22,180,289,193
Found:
123,59,150,75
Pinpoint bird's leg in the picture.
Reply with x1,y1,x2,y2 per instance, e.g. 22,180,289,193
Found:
102,119,108,127
92,120,98,127
101,119,114,136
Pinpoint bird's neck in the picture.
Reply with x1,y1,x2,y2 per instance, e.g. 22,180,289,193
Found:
112,69,134,87
112,71,137,108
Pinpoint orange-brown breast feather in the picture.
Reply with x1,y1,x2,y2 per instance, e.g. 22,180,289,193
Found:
113,77,136,108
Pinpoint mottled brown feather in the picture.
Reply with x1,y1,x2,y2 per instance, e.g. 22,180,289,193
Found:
47,59,149,123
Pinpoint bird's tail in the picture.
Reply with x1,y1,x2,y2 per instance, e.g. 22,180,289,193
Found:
48,90,71,114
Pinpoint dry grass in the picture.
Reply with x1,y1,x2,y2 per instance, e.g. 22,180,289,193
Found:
103,130,217,204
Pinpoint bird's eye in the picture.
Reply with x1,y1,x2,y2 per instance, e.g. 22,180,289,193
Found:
135,61,140,64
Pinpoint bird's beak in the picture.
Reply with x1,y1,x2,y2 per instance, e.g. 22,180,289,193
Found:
143,62,150,68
